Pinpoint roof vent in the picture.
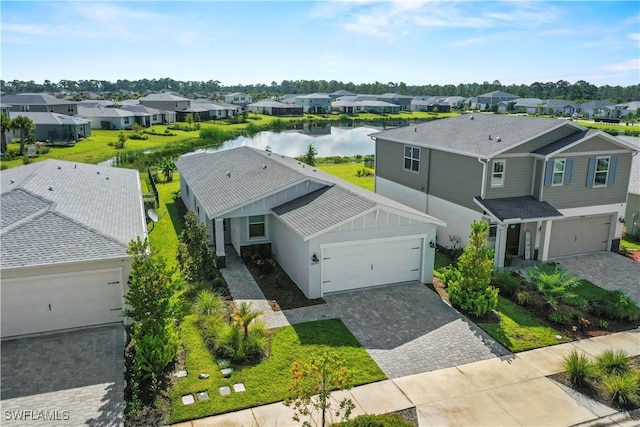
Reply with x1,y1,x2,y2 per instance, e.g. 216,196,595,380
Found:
470,115,474,120
489,135,492,140
9,179,15,184
414,127,417,132
226,171,231,177
48,186,54,191
262,164,267,169
106,177,109,180
57,166,62,170
496,137,502,142
281,155,284,158
96,171,100,175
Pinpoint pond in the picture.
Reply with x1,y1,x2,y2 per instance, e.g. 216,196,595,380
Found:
185,125,378,159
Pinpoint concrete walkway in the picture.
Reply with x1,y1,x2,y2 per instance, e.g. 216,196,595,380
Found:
173,330,640,427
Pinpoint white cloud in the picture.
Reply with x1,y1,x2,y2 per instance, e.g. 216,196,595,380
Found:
602,59,640,72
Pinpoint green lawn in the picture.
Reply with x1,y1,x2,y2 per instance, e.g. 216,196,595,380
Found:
169,317,386,424
478,297,570,352
316,162,375,191
147,173,183,265
621,237,640,251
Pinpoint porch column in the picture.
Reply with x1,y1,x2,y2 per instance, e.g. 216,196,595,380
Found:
539,220,553,261
494,224,508,268
215,218,226,268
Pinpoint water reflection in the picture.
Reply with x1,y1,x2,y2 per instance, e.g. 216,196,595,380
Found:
186,126,377,158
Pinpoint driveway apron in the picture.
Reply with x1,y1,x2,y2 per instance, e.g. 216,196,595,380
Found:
1,324,125,427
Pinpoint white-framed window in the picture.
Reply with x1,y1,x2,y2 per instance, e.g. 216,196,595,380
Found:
403,145,420,173
593,156,610,187
491,159,506,187
20,105,30,112
124,117,130,125
67,105,74,113
248,215,266,239
152,115,157,121
552,159,566,185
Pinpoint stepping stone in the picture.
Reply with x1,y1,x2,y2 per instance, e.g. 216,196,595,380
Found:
174,370,188,378
196,391,210,401
181,394,195,405
233,383,246,393
217,359,230,367
220,367,234,377
219,386,231,396
199,373,210,379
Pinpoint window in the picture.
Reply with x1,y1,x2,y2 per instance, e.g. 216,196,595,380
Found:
491,160,506,187
152,115,157,121
488,222,497,239
248,215,266,239
124,117,130,125
552,159,565,185
20,105,30,112
594,157,610,187
67,105,74,113
403,146,420,172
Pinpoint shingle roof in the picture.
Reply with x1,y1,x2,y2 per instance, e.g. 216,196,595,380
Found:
176,147,445,232
1,93,76,105
371,114,583,158
8,112,89,126
248,100,293,108
139,93,189,101
78,106,136,118
1,160,146,269
532,129,595,155
474,196,563,222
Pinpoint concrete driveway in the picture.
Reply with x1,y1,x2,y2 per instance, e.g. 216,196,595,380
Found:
0,324,125,427
552,251,640,305
282,283,511,378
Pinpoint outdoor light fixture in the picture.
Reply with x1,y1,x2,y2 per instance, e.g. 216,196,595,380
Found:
429,240,436,248
619,216,625,223
311,253,319,263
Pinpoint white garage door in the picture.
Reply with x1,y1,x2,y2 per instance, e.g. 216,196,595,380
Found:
321,238,423,295
1,269,124,338
548,215,612,258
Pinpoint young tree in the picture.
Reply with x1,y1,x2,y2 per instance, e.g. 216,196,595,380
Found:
158,157,177,182
177,210,213,282
302,143,318,166
231,301,262,342
185,113,194,129
447,220,498,317
284,352,355,427
11,115,35,155
1,113,12,154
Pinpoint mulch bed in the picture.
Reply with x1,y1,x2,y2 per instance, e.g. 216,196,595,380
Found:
548,355,640,411
241,245,325,311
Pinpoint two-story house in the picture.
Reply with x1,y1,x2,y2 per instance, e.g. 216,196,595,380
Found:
476,91,518,111
295,93,332,114
372,114,638,267
224,92,252,111
138,93,191,112
2,93,78,115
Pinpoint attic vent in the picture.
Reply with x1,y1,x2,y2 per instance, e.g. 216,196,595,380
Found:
470,115,474,120
226,171,231,177
496,136,502,142
48,186,54,191
9,179,15,184
57,166,62,170
262,164,267,169
489,135,492,140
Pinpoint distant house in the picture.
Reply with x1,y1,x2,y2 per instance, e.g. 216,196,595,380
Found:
295,93,332,114
329,89,356,99
192,100,238,120
411,98,450,112
224,92,252,111
139,93,191,112
7,112,91,142
476,91,518,110
580,100,615,120
373,114,638,267
247,100,303,116
376,93,413,111
614,101,640,120
77,106,136,130
176,105,212,122
78,100,116,108
120,104,175,126
1,160,146,338
512,98,545,114
331,99,400,114
2,93,78,115
544,99,579,116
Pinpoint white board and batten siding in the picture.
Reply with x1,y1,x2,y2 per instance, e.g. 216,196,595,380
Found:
1,268,124,338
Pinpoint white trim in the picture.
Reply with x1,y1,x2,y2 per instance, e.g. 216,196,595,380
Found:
490,159,506,188
592,155,611,188
247,214,267,240
403,145,421,174
551,158,566,186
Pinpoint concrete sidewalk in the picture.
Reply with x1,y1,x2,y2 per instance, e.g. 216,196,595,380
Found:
173,329,640,427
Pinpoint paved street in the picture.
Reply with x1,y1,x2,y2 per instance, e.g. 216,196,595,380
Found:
0,324,125,427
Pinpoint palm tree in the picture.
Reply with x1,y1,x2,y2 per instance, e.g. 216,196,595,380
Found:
158,157,177,182
11,115,35,155
1,114,12,154
231,302,262,341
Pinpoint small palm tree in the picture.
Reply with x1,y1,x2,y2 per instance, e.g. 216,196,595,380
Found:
11,115,35,155
159,158,177,182
1,113,12,154
231,302,262,341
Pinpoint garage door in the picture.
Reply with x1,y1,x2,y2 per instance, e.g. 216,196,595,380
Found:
321,238,423,295
1,269,124,338
548,215,612,258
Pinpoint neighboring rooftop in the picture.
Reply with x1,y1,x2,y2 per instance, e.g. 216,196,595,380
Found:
1,93,76,105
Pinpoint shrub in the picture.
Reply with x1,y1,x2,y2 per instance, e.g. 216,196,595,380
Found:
201,314,225,352
192,289,225,317
548,312,568,325
602,373,639,406
491,271,521,298
355,167,374,177
601,290,640,321
516,290,532,306
436,265,462,288
596,350,631,376
525,263,580,311
217,321,267,363
334,413,415,427
563,350,593,386
129,133,149,140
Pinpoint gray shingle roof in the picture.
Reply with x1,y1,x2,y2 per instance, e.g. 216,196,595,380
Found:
139,93,189,101
532,129,595,155
1,160,146,269
78,106,135,118
176,146,445,231
272,186,376,237
1,93,76,105
9,112,89,126
371,114,584,158
474,196,563,222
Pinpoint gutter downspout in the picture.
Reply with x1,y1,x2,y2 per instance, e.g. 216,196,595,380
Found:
478,157,488,199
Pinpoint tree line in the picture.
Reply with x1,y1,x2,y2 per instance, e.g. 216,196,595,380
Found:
1,78,638,103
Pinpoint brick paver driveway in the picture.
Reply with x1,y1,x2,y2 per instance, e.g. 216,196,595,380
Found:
1,324,125,427
283,283,511,378
553,251,640,306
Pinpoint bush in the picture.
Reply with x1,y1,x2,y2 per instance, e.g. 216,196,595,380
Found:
491,271,522,298
216,322,267,363
548,312,568,325
563,350,593,386
596,350,631,376
516,290,532,306
602,373,639,406
334,413,415,427
192,289,225,317
129,133,149,140
437,265,462,288
601,290,640,321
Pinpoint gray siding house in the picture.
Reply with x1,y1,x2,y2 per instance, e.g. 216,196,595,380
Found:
77,106,136,130
295,93,332,114
176,147,444,299
8,112,91,142
139,93,191,112
373,114,637,267
2,93,78,115
476,91,518,110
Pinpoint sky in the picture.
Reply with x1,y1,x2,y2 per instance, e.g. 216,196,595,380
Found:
1,1,639,88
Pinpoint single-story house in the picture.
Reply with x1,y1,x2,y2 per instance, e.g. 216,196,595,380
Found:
8,112,91,142
120,104,174,126
176,147,445,299
1,160,147,338
77,106,136,130
247,100,303,116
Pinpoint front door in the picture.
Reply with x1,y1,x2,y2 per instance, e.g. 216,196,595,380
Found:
223,218,231,243
506,223,521,256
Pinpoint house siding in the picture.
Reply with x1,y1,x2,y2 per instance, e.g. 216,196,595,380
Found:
271,215,311,297
375,138,429,192
542,153,631,208
485,156,534,199
501,126,577,155
562,136,622,154
429,151,483,211
532,158,544,199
